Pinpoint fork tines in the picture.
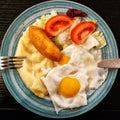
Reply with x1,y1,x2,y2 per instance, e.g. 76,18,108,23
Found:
0,56,26,70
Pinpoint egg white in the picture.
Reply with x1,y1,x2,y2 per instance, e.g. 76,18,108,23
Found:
42,64,88,113
41,42,108,113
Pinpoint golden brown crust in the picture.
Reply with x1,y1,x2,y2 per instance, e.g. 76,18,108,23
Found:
29,26,62,61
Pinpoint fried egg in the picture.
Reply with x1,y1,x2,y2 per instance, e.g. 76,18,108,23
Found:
42,64,88,113
41,44,108,113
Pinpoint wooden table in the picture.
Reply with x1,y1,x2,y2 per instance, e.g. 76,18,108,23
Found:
0,0,120,119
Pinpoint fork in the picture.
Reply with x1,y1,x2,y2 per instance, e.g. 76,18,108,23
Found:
0,56,26,70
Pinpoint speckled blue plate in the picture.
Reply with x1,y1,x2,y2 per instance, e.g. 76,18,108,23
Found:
1,0,118,119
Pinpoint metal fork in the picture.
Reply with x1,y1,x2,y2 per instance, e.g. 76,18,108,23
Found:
0,56,26,70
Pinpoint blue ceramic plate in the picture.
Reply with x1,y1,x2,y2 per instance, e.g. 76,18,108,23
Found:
1,0,118,118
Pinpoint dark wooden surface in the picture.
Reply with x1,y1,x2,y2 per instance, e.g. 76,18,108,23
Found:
0,0,120,119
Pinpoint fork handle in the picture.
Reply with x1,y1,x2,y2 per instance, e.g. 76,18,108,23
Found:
98,59,120,68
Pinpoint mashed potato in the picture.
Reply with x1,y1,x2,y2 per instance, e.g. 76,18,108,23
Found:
15,20,55,97
15,10,58,97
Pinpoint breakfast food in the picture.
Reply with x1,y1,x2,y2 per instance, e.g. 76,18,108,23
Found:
15,9,108,113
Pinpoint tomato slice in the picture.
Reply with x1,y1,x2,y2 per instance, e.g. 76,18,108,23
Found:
45,15,72,36
71,21,97,44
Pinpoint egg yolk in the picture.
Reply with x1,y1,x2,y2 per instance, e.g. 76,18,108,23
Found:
58,54,70,65
58,77,80,98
